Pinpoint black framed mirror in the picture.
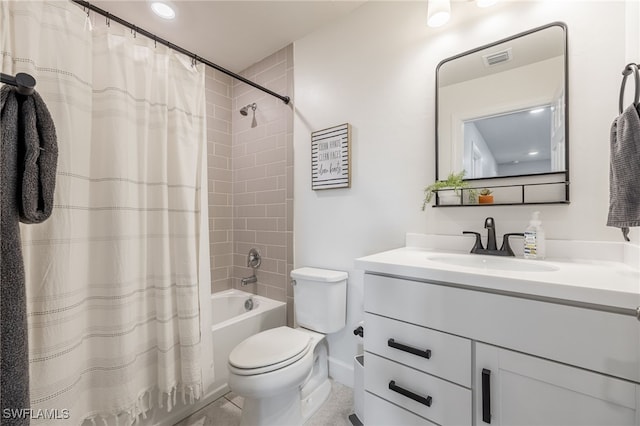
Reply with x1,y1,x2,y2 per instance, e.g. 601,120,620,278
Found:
435,22,569,206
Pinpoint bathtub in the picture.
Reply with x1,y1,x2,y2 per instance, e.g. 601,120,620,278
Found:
208,289,286,398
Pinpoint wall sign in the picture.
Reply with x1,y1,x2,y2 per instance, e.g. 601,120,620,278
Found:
311,123,351,190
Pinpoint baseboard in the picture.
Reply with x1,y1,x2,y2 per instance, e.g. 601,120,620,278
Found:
328,356,354,388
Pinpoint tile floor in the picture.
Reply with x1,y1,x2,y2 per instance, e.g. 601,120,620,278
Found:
173,380,354,426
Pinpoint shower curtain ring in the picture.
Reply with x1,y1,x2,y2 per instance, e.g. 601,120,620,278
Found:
106,12,110,27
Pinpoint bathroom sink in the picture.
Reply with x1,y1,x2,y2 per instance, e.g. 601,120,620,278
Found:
426,253,559,272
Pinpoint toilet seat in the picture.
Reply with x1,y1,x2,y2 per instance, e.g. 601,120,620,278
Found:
229,327,312,376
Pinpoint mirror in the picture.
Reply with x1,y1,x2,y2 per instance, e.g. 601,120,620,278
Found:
436,23,567,182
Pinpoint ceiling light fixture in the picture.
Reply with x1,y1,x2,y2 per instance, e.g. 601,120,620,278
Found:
428,0,498,28
427,0,451,28
528,151,539,156
530,107,545,114
151,1,175,20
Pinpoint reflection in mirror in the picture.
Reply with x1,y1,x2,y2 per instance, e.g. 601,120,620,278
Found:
437,23,567,181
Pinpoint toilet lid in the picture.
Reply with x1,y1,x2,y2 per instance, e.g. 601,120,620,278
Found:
229,326,311,371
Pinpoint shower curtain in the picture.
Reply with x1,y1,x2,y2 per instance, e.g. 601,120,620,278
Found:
1,1,213,424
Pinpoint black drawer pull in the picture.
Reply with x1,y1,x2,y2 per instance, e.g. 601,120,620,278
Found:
387,338,432,359
482,368,491,423
388,380,433,407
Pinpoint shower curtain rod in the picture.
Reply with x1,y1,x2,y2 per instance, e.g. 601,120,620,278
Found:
0,72,36,95
71,0,291,105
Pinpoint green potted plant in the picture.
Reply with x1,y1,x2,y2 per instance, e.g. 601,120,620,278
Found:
422,171,470,209
479,188,494,204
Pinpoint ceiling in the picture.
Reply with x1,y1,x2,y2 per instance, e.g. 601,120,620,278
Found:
90,1,365,73
470,107,552,164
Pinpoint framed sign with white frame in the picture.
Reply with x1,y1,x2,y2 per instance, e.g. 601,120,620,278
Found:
311,123,351,190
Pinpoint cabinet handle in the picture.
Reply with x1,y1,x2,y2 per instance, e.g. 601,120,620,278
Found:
388,380,433,407
387,338,432,359
482,368,491,423
353,326,364,337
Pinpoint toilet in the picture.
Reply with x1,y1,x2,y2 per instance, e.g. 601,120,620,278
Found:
227,267,348,426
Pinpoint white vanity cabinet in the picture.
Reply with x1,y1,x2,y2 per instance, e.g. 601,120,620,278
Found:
363,272,640,426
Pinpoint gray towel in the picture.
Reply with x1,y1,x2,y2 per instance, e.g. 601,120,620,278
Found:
18,89,58,223
607,103,640,241
1,84,57,426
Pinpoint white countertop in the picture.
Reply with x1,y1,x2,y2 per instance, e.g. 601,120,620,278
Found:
355,235,640,312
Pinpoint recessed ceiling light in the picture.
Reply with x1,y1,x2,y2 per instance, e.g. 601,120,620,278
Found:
151,1,175,20
530,108,545,114
528,151,539,156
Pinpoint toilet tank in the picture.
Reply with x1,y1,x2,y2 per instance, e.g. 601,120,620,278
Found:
291,267,348,334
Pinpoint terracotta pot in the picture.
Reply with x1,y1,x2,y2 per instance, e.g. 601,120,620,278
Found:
479,194,494,204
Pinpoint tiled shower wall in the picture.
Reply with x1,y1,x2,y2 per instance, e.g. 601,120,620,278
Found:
206,45,294,325
206,67,234,293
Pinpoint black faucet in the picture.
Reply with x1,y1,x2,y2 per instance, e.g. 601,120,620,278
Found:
463,217,524,257
484,217,497,251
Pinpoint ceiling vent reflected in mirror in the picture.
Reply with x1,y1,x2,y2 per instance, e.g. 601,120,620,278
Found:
482,48,512,67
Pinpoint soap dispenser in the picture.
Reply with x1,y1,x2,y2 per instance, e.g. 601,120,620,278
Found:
524,211,546,259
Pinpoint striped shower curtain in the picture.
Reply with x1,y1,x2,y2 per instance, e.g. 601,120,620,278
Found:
1,1,212,424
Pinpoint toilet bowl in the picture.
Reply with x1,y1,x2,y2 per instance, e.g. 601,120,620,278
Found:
227,267,348,426
228,327,330,426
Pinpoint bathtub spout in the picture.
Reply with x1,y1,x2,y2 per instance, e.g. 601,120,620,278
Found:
241,275,257,286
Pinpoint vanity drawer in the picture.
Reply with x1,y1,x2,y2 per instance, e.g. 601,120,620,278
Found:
365,392,438,426
364,312,471,387
365,352,472,425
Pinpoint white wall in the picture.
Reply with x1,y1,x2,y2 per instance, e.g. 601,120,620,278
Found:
463,122,498,178
626,0,640,63
293,1,636,386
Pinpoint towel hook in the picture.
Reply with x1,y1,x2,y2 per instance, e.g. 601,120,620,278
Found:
619,62,639,114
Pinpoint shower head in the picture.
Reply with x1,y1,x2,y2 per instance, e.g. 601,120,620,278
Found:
240,103,257,116
239,103,258,128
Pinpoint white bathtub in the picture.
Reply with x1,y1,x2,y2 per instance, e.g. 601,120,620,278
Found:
208,289,286,398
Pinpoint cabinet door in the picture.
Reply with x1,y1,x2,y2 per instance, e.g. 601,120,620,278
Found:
475,342,639,426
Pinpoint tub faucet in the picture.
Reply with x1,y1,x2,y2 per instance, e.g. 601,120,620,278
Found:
241,275,257,286
241,248,261,286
